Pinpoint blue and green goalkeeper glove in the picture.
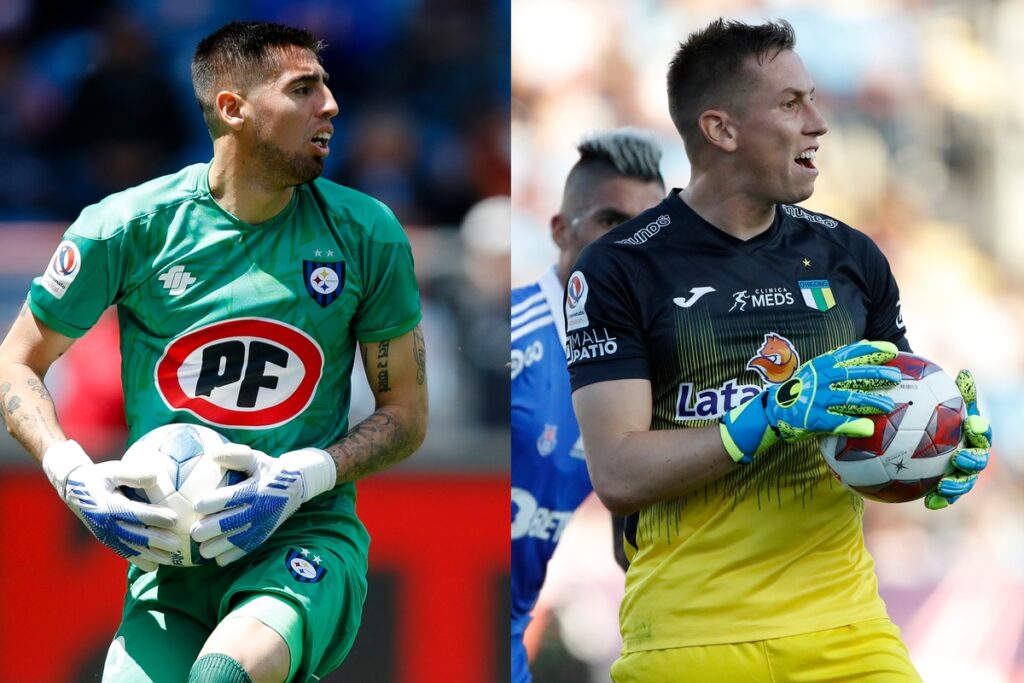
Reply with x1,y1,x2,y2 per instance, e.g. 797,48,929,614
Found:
720,340,902,464
924,369,991,510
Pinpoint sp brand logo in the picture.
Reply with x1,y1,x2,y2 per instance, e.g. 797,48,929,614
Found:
155,318,324,429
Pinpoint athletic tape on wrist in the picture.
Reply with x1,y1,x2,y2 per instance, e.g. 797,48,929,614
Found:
41,440,92,498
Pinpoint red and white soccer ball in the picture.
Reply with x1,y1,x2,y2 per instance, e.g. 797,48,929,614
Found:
120,423,241,566
819,353,965,503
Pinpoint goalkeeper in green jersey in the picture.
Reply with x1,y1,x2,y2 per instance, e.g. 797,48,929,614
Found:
0,21,427,683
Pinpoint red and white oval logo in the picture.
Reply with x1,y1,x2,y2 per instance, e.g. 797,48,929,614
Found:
155,318,324,429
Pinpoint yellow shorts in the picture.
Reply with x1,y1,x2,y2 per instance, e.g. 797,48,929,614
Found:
610,619,922,683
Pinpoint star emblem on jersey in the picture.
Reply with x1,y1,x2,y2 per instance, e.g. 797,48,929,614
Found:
303,260,345,307
286,547,328,583
802,258,811,268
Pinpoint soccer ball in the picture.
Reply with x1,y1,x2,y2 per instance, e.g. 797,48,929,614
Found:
819,353,965,503
120,423,239,566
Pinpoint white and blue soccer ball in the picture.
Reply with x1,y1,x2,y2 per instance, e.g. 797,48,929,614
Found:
120,423,242,567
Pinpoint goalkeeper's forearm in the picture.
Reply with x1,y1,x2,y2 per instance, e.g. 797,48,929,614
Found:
323,403,428,485
0,362,66,462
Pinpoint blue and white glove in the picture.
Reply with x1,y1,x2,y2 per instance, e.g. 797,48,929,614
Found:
720,341,902,464
42,439,181,572
190,444,337,566
924,369,992,510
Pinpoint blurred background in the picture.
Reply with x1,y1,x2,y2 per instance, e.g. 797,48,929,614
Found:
513,1,1024,682
0,1,509,682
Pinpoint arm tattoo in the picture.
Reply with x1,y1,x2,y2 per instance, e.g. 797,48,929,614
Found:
375,340,391,393
0,382,9,418
326,408,420,483
27,378,54,404
413,326,426,386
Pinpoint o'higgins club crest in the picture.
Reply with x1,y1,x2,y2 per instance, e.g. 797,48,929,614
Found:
304,260,345,307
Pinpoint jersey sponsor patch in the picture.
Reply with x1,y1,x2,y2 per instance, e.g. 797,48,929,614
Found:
676,379,761,420
614,213,670,246
511,488,573,543
564,271,590,332
746,333,800,384
155,318,324,429
285,547,328,583
782,204,838,228
798,279,836,311
304,260,345,307
566,327,618,364
728,287,794,312
510,340,544,380
41,240,82,300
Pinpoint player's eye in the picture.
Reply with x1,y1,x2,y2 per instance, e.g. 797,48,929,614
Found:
294,86,311,95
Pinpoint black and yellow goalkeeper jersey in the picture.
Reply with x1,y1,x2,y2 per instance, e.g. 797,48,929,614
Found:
566,189,909,652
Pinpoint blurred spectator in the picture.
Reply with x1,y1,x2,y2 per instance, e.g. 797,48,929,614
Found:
440,195,512,428
0,0,508,226
56,12,187,210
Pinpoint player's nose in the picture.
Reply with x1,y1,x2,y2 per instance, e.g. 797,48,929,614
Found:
322,85,339,118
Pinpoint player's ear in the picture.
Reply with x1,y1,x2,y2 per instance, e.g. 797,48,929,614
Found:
215,90,247,132
699,109,738,153
551,214,571,249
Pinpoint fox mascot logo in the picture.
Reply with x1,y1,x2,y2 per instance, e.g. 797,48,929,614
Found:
747,333,800,384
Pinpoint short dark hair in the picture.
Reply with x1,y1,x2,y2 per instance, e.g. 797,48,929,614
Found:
191,21,326,137
666,18,795,157
563,128,664,209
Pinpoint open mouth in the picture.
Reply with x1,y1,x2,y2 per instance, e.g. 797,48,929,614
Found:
795,149,817,171
310,131,332,155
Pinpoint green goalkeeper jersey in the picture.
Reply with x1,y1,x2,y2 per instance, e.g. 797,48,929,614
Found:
28,162,421,512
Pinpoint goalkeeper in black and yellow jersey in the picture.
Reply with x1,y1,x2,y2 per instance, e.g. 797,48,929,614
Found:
565,18,991,683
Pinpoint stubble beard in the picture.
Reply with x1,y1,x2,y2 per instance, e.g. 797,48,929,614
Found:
251,120,324,189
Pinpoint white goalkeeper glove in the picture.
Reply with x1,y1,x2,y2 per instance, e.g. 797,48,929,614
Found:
190,444,337,566
42,440,181,572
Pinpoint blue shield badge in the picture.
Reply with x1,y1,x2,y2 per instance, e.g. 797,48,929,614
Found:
285,547,328,583
304,261,345,308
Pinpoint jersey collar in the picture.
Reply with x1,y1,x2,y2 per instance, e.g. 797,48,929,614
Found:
668,190,782,252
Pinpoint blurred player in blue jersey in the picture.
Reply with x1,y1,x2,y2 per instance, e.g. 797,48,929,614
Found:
510,129,665,683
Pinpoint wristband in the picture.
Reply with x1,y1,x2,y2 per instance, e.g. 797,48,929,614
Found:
41,439,91,498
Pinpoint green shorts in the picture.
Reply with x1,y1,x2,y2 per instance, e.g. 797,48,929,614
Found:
101,492,370,683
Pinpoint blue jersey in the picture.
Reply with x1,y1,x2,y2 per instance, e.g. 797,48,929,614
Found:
510,265,595,683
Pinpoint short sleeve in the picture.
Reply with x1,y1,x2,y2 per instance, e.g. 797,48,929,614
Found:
27,228,125,338
565,244,650,391
860,236,910,352
352,208,422,343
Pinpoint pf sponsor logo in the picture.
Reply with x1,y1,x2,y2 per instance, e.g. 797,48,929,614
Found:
41,240,82,300
564,271,590,332
747,333,800,384
155,318,324,429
